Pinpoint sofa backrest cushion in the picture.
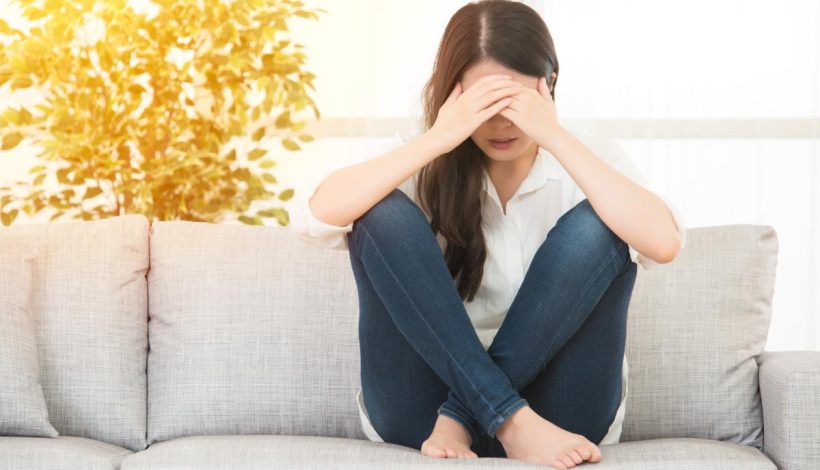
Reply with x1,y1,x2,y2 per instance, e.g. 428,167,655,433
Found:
6,215,149,451
0,230,58,437
146,221,776,450
147,220,365,444
622,224,777,450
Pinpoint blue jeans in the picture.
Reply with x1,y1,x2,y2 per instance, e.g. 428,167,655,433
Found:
348,188,637,458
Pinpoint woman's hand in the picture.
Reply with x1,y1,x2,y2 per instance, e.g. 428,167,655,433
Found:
498,76,563,150
427,74,523,154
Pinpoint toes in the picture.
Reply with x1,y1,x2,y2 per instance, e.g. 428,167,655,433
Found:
559,454,576,468
551,460,568,470
422,444,446,458
587,442,602,461
590,446,602,462
568,450,584,464
421,447,447,458
445,447,456,458
575,445,591,459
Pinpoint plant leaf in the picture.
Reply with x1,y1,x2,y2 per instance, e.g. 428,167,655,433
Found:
281,138,300,151
248,149,267,161
278,188,294,201
1,133,23,151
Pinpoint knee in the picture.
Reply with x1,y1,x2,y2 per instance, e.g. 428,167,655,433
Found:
352,188,428,237
555,199,629,265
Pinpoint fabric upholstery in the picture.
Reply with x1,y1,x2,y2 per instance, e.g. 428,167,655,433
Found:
147,221,365,445
758,350,820,470
5,215,150,451
2,215,790,469
621,225,777,450
0,230,57,437
0,436,131,470
121,434,775,469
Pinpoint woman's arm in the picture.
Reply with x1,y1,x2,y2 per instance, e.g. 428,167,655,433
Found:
309,130,447,228
540,127,683,264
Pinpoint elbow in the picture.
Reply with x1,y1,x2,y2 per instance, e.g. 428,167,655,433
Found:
656,232,683,264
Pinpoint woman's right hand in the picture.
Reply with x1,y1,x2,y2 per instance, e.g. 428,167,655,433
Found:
427,74,523,154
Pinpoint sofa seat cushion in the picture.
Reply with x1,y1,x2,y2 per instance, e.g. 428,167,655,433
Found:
120,434,776,469
0,436,131,469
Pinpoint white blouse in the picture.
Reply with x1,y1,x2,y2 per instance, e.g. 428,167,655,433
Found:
288,131,687,446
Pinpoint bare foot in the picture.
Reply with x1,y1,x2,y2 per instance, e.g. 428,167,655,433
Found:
420,414,479,459
495,405,602,469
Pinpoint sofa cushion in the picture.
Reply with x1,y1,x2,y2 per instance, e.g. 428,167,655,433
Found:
0,436,131,469
147,221,364,445
120,434,775,469
6,215,150,451
622,225,777,450
0,231,57,437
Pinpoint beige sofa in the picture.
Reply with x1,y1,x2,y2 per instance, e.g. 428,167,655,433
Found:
0,214,817,469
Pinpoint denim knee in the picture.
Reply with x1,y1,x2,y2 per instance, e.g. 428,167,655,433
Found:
348,188,430,255
555,199,630,268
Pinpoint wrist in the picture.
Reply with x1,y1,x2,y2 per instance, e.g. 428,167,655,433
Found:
537,124,568,153
420,128,456,156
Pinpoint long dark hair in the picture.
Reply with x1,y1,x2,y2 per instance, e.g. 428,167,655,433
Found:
416,0,559,303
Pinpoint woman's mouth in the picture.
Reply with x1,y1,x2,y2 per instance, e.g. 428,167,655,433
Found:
489,137,517,150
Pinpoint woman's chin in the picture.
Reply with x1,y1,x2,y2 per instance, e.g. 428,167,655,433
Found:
484,146,523,161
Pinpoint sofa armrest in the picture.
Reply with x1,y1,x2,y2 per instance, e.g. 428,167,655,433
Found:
757,350,820,470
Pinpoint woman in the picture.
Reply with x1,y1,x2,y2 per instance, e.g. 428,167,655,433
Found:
289,0,686,467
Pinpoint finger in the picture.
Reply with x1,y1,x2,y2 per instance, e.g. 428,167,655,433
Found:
502,97,520,112
445,82,462,104
469,77,521,98
473,84,521,111
463,76,518,99
478,96,513,121
505,86,534,98
537,76,550,99
462,74,513,95
498,107,513,122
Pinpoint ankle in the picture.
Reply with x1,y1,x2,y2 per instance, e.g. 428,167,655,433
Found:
495,405,531,442
435,414,474,445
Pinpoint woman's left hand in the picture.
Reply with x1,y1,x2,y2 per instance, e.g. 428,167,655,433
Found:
499,76,564,149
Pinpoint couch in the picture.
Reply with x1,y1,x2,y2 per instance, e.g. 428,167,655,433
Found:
0,214,818,470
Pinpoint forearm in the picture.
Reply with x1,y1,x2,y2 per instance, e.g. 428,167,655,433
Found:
309,131,446,228
539,127,681,263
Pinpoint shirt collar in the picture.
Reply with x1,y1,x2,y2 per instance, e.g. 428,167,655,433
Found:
482,146,563,212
